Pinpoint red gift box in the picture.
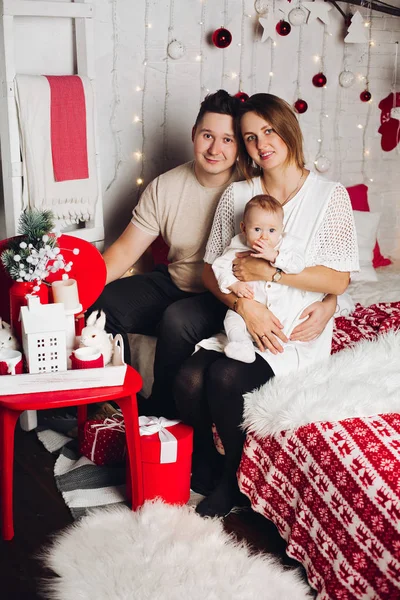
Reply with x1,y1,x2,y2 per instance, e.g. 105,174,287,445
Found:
80,416,126,466
139,417,193,505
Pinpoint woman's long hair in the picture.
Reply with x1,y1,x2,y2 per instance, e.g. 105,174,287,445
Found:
237,94,305,180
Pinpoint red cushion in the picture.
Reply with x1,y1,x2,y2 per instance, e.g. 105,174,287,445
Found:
151,236,169,266
346,184,391,268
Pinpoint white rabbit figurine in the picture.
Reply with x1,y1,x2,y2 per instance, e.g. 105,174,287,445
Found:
80,310,114,365
0,318,19,352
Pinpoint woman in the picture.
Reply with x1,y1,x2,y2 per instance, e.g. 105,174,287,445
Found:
174,94,359,518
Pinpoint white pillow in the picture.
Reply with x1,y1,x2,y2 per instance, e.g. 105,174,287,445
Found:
351,210,381,283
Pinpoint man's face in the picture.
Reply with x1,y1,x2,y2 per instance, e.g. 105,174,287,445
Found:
192,112,238,179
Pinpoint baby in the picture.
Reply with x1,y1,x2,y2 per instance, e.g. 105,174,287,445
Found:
212,194,305,363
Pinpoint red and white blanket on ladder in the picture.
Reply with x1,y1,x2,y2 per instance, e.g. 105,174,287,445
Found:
239,302,400,600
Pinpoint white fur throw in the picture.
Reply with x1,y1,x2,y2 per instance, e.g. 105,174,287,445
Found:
41,501,312,600
243,331,400,438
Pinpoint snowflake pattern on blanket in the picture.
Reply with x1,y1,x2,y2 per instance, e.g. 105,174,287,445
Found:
332,302,400,354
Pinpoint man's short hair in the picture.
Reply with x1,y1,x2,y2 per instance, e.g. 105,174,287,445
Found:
194,89,240,128
243,194,283,221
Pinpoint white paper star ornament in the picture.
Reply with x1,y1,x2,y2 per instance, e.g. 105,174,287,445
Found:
303,0,332,26
259,15,277,43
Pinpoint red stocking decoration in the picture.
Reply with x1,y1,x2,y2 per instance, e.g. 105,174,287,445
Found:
378,92,400,152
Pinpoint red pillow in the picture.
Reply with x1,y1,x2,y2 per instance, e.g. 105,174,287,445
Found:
346,184,391,268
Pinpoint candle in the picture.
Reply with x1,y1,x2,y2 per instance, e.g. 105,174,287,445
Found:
52,279,80,310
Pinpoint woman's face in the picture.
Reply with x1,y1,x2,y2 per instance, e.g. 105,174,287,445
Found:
241,111,288,172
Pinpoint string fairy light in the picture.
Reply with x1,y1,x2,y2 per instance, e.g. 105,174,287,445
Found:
136,0,150,195
199,0,207,99
391,42,400,156
268,0,276,93
294,17,305,108
334,8,353,182
221,0,228,88
314,24,331,173
162,0,175,160
238,0,246,92
361,2,374,183
106,0,122,192
251,14,260,94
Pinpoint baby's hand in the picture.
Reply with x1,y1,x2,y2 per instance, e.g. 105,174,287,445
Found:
229,281,254,299
251,239,278,262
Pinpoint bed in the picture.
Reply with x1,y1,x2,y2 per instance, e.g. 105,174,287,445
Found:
238,261,400,600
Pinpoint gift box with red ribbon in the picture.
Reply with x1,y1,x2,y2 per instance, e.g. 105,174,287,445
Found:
80,414,126,466
139,416,193,505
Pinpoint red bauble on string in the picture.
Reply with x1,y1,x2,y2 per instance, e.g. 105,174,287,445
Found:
276,20,291,36
360,90,372,102
312,72,327,88
235,92,249,102
294,99,308,114
212,28,232,49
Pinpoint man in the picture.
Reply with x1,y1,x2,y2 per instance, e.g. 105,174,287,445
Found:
89,90,240,417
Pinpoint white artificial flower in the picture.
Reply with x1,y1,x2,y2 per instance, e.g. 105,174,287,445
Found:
73,248,80,255
42,235,49,242
13,254,21,261
19,241,27,249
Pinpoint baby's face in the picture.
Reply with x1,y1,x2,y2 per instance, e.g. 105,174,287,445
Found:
242,206,283,248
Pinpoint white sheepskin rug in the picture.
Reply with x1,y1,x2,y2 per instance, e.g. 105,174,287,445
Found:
244,330,400,437
41,501,312,600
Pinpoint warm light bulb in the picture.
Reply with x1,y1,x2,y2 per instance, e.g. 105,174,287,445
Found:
369,178,374,182
134,151,142,160
195,55,202,62
364,150,370,156
231,72,238,79
357,124,363,129
136,86,142,92
273,41,277,47
365,21,370,27
313,55,320,63
269,71,274,77
137,178,143,185
147,23,152,28
370,41,375,47
133,116,141,123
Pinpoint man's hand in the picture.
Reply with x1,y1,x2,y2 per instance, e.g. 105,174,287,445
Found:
290,298,336,342
250,240,278,262
233,252,275,282
236,297,288,353
228,281,254,299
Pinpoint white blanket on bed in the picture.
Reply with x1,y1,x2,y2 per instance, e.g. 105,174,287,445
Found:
243,330,400,437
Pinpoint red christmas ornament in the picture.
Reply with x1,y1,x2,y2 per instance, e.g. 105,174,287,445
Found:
312,72,327,88
276,20,291,36
360,90,372,102
212,28,232,49
235,92,249,102
294,99,308,114
378,92,400,152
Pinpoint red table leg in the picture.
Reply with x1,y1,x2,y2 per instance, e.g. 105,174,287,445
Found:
117,394,144,510
0,408,21,540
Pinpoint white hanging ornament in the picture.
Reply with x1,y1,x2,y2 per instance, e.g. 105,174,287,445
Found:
288,7,307,27
167,40,185,60
315,155,331,173
259,14,278,43
254,0,269,15
302,0,332,26
339,70,355,88
344,11,368,44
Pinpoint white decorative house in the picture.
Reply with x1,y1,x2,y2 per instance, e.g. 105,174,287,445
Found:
20,296,67,373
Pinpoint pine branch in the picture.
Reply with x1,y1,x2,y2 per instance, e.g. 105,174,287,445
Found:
17,208,55,243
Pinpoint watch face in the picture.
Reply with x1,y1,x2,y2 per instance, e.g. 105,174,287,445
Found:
273,270,282,282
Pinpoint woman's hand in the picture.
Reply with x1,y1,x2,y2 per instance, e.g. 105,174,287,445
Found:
233,252,275,282
290,297,336,342
236,298,288,353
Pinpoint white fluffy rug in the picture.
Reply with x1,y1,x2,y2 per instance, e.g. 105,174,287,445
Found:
41,501,312,600
244,331,400,437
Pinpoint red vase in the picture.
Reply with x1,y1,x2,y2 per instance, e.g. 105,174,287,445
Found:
9,281,49,344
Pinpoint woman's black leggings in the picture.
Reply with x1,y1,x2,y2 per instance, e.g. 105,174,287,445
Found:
174,349,274,487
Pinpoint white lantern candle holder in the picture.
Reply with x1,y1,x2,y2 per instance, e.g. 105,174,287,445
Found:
51,279,82,351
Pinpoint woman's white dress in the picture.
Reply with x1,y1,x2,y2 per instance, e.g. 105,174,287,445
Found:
198,172,360,376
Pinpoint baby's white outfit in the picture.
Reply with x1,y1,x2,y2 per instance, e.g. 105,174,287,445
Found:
212,232,310,363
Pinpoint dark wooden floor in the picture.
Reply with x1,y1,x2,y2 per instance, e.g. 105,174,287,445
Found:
0,423,298,600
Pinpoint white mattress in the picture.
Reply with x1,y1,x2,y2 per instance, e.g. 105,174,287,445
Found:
347,260,400,306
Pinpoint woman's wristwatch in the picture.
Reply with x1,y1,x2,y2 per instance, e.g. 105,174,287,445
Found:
271,267,282,283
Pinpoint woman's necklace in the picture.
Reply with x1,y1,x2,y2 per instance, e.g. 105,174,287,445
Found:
262,169,305,207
